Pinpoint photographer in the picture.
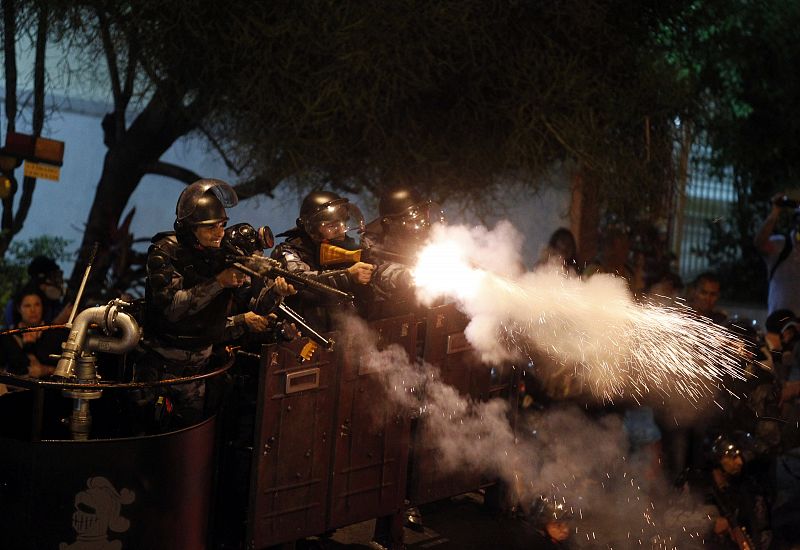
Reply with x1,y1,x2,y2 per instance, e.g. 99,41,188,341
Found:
754,192,800,315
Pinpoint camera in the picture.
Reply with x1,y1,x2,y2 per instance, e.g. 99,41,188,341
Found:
776,196,799,209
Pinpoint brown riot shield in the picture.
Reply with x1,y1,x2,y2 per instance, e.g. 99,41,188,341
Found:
489,360,521,432
409,302,503,505
247,335,339,548
327,314,416,530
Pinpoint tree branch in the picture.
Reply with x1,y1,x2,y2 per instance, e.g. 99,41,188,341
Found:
542,118,598,172
231,175,282,200
1,0,18,252
140,160,201,183
197,123,244,176
2,0,17,135
121,33,138,108
96,8,121,105
96,7,126,143
12,1,48,236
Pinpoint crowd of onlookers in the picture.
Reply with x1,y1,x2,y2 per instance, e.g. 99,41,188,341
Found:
524,211,800,548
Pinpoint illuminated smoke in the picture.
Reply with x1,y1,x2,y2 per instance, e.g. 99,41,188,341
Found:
340,315,516,474
338,315,714,547
330,221,744,545
412,222,748,402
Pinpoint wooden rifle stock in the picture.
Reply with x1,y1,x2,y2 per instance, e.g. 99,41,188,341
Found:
319,242,413,266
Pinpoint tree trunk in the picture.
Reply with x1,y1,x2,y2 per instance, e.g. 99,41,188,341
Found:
68,88,197,296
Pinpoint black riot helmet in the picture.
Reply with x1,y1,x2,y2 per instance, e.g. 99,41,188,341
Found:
297,190,365,243
708,431,757,475
379,185,445,239
529,495,574,528
379,186,423,218
174,179,238,231
711,434,742,462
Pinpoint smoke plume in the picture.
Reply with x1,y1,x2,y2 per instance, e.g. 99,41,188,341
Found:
412,222,747,403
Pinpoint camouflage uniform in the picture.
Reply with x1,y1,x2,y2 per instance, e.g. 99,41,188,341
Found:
138,231,279,427
360,227,421,320
271,228,359,330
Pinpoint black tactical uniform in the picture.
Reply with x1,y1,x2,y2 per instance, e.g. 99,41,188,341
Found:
677,434,771,549
362,185,444,319
137,179,280,428
271,191,366,330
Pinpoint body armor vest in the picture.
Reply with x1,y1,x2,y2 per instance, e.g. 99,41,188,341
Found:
144,233,231,350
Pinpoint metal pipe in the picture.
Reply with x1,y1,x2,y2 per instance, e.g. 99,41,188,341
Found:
67,242,99,328
85,310,141,355
54,302,141,379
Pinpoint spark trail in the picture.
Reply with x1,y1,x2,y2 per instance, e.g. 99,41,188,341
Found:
412,222,748,401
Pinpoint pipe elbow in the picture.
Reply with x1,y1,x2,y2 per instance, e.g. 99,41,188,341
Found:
86,311,141,355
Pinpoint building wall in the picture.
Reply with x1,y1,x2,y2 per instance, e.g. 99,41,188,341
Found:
2,94,572,284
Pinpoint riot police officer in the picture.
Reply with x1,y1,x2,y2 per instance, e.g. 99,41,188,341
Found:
271,190,374,329
367,185,445,548
525,495,574,549
363,184,444,319
138,178,293,428
707,433,770,549
372,185,443,252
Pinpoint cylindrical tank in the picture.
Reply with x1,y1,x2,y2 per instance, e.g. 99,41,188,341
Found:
0,389,215,550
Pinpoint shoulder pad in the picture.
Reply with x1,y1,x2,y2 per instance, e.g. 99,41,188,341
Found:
147,234,180,272
151,230,177,245
270,242,292,257
149,233,180,258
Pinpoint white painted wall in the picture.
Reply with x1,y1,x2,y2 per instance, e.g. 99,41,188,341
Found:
3,94,571,278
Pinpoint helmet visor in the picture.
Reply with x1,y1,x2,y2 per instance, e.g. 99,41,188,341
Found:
305,201,366,243
387,201,445,234
176,179,238,222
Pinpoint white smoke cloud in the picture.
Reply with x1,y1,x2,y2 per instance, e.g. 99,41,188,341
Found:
412,222,747,402
336,314,713,548
327,218,744,545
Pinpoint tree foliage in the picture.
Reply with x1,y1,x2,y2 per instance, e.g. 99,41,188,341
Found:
663,0,800,188
662,0,800,300
9,0,786,295
207,0,694,218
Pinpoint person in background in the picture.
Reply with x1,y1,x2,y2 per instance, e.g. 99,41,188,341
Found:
4,255,73,327
754,192,800,316
535,227,579,276
762,309,796,380
686,272,727,325
2,288,68,379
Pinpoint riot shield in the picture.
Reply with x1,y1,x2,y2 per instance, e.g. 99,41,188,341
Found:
327,314,416,530
246,335,339,548
409,302,518,505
